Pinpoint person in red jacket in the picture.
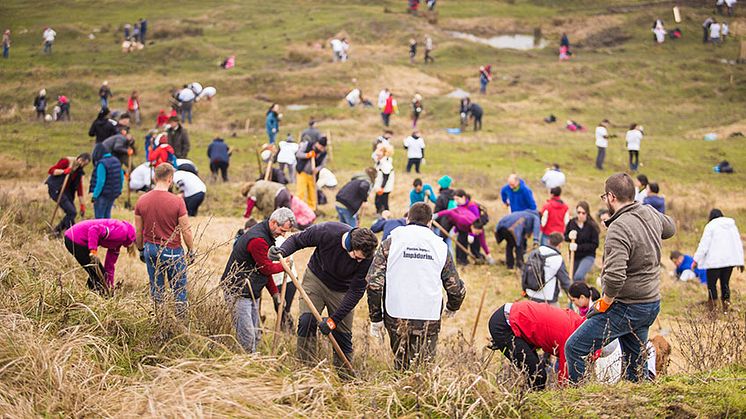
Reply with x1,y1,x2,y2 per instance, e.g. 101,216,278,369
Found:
488,300,584,389
539,186,569,245
45,153,91,235
148,133,176,167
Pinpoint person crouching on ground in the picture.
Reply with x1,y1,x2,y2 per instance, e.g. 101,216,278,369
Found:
367,202,466,370
268,222,378,373
221,208,295,352
64,219,136,294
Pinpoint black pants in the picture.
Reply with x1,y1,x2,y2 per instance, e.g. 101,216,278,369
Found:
274,188,292,210
628,150,639,171
210,160,229,181
496,227,524,269
488,305,547,390
596,146,606,170
456,231,483,264
473,115,482,131
406,158,422,173
64,236,106,293
381,112,391,126
374,192,390,213
49,188,76,233
424,49,434,63
184,192,205,216
706,266,733,301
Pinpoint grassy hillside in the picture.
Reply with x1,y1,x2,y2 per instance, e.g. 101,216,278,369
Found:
1,0,746,416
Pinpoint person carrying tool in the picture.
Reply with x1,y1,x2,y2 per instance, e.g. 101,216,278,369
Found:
268,222,378,371
367,202,466,370
46,153,91,235
563,201,599,282
63,219,136,294
295,136,327,211
220,208,295,353
434,190,492,265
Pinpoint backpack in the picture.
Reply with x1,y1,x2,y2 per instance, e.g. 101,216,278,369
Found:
521,247,560,292
476,202,490,225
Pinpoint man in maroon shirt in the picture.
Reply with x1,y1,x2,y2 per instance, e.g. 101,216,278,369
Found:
45,153,91,235
220,207,295,352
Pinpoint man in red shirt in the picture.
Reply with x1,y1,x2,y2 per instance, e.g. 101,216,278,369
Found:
134,163,194,318
220,208,295,352
540,186,569,246
488,300,584,389
45,153,91,235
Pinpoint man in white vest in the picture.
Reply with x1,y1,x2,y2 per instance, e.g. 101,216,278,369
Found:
366,202,466,370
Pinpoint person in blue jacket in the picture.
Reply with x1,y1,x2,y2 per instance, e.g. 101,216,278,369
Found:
500,174,537,213
207,137,231,182
670,250,706,284
370,210,407,240
495,210,541,269
409,178,436,206
265,103,280,144
91,153,123,219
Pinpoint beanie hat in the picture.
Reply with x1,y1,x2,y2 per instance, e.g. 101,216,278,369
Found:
317,137,328,147
438,175,452,189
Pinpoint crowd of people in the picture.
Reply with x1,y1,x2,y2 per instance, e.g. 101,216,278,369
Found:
26,4,745,393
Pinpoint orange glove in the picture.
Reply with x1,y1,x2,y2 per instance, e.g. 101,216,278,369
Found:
376,188,384,196
127,148,134,156
306,151,316,159
89,249,98,256
595,298,611,312
318,317,336,335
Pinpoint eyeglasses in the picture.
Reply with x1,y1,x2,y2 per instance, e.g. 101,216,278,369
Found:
600,192,609,201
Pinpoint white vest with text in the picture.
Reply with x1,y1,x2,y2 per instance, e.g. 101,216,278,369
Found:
385,224,448,321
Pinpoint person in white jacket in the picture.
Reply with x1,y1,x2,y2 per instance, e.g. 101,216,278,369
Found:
372,143,395,213
277,134,299,184
693,208,745,311
625,123,643,172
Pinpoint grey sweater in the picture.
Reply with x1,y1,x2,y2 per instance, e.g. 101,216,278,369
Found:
601,202,675,304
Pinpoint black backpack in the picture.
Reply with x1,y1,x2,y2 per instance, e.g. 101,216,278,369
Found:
521,247,560,291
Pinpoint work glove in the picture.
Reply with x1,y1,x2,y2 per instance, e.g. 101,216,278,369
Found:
568,230,578,240
127,148,134,156
486,255,496,265
586,298,611,319
272,292,282,312
569,243,578,252
79,203,86,217
443,308,457,319
318,317,336,335
376,188,384,196
89,249,99,266
467,235,475,244
63,167,72,175
369,321,385,339
305,151,316,159
421,158,426,165
139,249,146,263
268,246,284,262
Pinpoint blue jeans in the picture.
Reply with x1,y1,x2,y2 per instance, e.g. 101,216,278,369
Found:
2,44,8,58
180,107,192,124
267,130,277,144
573,255,595,282
480,79,488,93
225,295,261,353
336,205,358,227
100,97,108,109
43,41,52,54
93,196,115,219
565,300,660,383
144,243,188,315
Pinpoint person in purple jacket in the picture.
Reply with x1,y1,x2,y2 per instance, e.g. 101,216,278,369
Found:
64,219,136,294
434,190,492,265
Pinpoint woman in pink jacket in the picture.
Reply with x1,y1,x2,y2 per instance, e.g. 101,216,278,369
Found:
435,189,492,265
64,219,136,293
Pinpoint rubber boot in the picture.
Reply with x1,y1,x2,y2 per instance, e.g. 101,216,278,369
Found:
722,300,730,313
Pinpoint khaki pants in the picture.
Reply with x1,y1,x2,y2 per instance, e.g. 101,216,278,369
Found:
297,269,354,369
296,172,317,210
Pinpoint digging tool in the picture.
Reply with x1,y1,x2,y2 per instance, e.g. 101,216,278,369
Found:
243,277,263,329
326,131,334,163
263,147,275,181
279,257,355,374
469,284,488,345
432,220,478,262
568,231,577,279
273,272,289,347
49,172,71,231
254,141,263,178
124,152,133,209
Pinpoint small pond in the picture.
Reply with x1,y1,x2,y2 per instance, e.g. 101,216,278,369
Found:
447,31,548,50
